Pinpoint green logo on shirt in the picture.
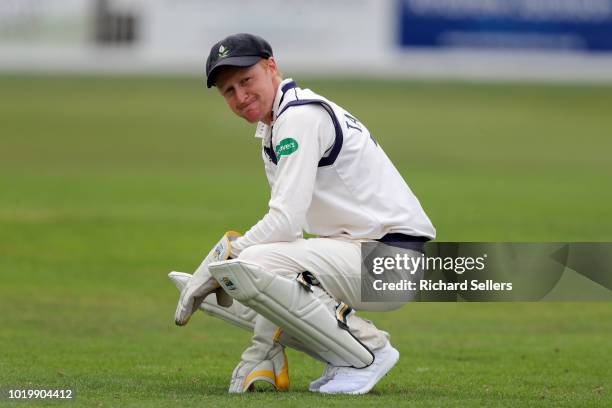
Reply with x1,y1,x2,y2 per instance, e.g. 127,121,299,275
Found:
275,138,299,158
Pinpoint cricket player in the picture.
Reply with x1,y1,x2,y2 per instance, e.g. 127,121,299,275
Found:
171,33,435,395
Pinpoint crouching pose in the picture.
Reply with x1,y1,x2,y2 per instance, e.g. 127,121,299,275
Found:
170,33,435,395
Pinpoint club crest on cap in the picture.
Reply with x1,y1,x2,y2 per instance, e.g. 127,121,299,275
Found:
218,45,229,58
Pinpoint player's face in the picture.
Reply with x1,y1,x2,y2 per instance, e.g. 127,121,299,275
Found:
216,59,281,124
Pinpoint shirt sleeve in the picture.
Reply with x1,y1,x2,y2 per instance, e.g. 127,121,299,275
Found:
231,104,334,256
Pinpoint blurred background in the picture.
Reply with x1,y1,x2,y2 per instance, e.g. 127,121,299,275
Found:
2,0,612,80
1,1,611,406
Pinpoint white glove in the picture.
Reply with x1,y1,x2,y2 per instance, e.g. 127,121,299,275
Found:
174,231,240,326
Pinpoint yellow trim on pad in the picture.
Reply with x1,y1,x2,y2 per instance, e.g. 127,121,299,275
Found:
273,328,283,343
243,370,275,390
275,350,290,391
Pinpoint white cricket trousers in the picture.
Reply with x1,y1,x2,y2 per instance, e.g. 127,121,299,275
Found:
231,237,394,364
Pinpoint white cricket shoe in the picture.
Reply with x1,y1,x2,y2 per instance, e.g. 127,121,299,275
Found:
308,364,339,392
309,331,392,392
318,342,399,395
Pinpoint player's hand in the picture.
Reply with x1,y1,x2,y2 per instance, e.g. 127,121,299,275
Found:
174,231,241,326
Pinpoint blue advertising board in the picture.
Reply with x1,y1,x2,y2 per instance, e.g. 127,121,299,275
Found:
397,0,612,52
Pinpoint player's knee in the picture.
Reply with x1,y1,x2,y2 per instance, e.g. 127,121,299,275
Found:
237,245,283,272
237,245,295,277
237,244,269,264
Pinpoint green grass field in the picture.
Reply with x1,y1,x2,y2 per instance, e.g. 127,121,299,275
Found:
1,75,611,407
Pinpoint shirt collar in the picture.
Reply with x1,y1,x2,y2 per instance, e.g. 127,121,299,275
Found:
272,78,297,121
253,78,297,140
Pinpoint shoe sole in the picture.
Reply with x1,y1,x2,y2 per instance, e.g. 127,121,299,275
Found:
308,378,331,392
319,347,400,395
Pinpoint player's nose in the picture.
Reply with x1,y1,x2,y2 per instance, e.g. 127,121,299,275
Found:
235,87,248,105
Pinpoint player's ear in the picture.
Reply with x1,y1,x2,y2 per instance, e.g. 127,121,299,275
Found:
266,58,279,76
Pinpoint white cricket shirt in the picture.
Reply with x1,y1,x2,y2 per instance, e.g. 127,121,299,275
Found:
231,79,435,255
